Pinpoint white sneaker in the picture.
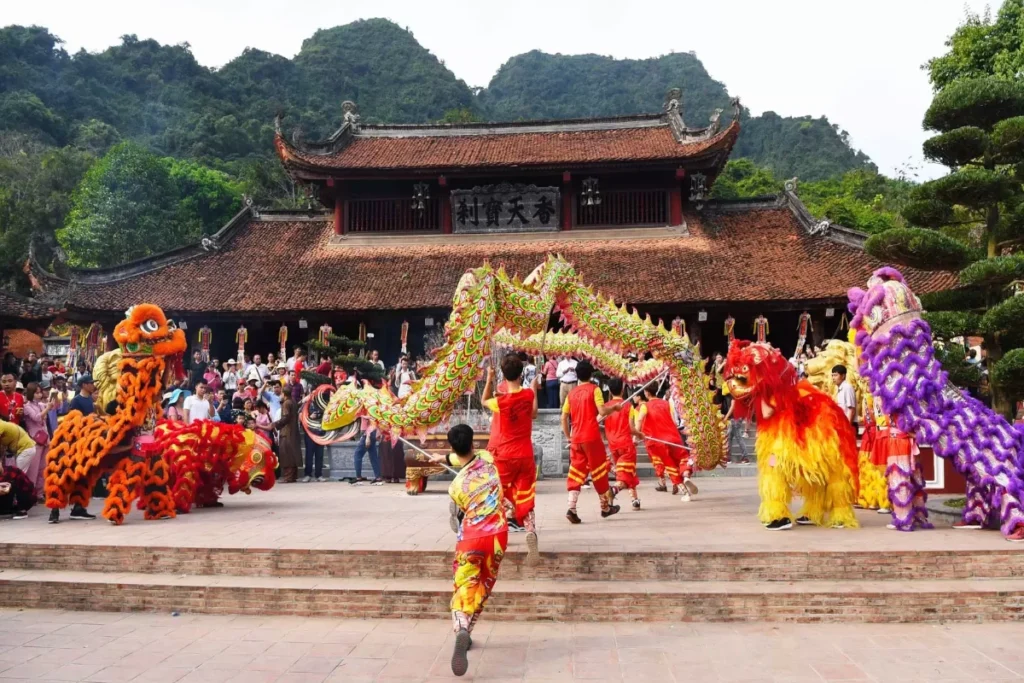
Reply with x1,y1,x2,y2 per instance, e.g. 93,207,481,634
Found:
301,476,312,483
679,490,692,502
316,477,328,482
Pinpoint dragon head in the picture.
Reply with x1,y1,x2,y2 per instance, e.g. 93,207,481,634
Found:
228,430,277,494
113,304,187,358
723,340,795,402
321,383,364,431
847,267,922,340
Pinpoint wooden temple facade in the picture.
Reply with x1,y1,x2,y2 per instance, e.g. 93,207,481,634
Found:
8,90,955,364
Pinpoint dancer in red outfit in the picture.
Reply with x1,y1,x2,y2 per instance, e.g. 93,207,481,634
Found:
604,378,644,510
637,382,698,502
561,360,626,523
482,354,542,565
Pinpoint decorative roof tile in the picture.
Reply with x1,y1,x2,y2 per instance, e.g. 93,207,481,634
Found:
0,290,59,322
62,208,957,315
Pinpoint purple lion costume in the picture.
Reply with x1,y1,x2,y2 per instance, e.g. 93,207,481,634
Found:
848,267,1024,541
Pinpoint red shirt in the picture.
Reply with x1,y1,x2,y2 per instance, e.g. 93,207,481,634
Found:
640,398,683,446
566,383,602,444
494,389,535,459
0,391,25,426
603,399,635,449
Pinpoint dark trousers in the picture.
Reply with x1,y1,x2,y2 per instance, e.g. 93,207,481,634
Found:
303,433,324,478
353,431,380,479
545,379,559,409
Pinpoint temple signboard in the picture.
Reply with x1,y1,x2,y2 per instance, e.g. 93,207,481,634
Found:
451,183,560,234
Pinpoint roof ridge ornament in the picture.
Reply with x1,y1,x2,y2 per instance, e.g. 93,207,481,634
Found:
342,101,361,130
664,87,686,138
731,96,742,121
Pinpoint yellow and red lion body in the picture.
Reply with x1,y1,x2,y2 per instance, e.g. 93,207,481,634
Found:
724,340,859,528
154,420,277,512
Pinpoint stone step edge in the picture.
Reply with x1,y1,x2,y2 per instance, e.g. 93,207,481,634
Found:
3,570,1024,595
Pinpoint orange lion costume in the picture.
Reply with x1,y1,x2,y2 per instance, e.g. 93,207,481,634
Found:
723,340,859,530
45,304,188,524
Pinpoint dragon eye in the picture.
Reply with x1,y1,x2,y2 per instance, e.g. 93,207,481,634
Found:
141,319,160,334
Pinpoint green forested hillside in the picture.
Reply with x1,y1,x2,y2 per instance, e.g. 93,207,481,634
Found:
480,51,873,181
0,17,877,279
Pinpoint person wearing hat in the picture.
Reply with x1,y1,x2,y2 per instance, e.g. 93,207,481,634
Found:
222,358,239,399
69,374,99,416
162,388,190,421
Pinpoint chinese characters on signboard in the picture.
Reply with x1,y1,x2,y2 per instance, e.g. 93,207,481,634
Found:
451,184,560,234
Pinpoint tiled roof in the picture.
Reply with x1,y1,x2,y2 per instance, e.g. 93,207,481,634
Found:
277,120,739,172
0,290,59,321
62,208,957,315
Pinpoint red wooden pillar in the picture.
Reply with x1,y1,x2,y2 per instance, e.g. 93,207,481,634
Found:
561,171,573,231
328,178,345,235
439,175,452,234
670,168,686,226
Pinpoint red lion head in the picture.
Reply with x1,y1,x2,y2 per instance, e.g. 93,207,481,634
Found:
723,340,797,403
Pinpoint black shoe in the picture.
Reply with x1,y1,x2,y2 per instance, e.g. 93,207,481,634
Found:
508,520,525,533
451,628,471,676
601,504,621,518
766,518,793,530
632,499,641,510
795,516,813,525
566,509,582,524
654,484,668,492
48,509,59,524
12,511,28,520
70,505,96,521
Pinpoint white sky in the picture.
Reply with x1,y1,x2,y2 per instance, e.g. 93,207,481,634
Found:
5,0,998,179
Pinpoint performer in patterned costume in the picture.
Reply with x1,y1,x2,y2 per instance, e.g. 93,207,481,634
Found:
561,360,625,523
482,355,541,566
872,407,931,531
440,424,507,677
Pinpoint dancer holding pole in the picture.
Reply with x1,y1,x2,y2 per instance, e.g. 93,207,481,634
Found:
562,360,627,523
412,424,507,677
637,382,698,502
481,354,543,565
604,377,645,510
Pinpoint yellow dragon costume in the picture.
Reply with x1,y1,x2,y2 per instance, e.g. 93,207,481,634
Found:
304,256,728,472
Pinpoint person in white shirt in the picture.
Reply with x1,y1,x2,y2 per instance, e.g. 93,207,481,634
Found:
556,357,578,407
832,365,857,427
222,359,239,396
395,356,417,399
183,382,214,424
368,349,386,372
286,346,302,373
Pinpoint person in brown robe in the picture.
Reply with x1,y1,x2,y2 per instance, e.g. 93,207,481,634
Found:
275,395,302,482
379,436,406,484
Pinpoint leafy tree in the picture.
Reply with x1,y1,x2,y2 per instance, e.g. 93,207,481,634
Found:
711,159,781,199
0,133,94,288
59,141,187,267
165,158,243,235
865,10,1024,412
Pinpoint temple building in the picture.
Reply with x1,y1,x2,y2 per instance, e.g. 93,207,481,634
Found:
10,90,955,364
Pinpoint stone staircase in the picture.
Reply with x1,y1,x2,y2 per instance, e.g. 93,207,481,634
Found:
2,542,1023,623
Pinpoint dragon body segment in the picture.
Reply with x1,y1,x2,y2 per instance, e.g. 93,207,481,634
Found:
315,256,727,470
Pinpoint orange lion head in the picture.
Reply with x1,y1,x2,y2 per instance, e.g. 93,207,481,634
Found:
723,340,796,402
113,304,187,358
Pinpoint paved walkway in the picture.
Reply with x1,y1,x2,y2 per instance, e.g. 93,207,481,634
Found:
2,478,1009,554
0,609,1021,682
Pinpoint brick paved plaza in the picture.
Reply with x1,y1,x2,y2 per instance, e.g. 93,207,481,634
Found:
1,608,1023,682
0,476,1008,554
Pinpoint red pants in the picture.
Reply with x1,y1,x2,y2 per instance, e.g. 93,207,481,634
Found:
610,444,639,489
495,457,536,521
567,440,610,494
646,441,689,485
